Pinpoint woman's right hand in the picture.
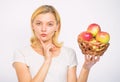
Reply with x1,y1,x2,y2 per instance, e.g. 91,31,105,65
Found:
43,43,54,61
39,39,54,61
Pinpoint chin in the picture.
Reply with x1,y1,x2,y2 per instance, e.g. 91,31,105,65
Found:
41,37,51,42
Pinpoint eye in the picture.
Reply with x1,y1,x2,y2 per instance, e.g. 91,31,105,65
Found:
48,23,54,27
35,21,41,26
36,22,41,25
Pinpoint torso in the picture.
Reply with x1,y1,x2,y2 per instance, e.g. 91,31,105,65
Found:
13,45,77,82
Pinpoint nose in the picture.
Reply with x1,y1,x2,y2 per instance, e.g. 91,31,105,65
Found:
41,25,46,32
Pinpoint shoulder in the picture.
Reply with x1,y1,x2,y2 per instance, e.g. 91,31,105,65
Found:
61,46,76,58
12,46,32,66
14,46,32,57
61,46,78,67
62,46,76,54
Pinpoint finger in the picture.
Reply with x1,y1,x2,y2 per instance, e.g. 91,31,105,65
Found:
85,55,92,61
90,55,95,61
85,55,89,61
38,37,45,48
46,43,52,50
47,44,55,51
90,56,100,64
95,56,100,62
88,55,93,61
43,43,53,55
85,55,87,60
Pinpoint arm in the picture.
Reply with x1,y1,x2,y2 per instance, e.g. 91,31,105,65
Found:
77,55,100,82
13,42,54,82
32,59,52,82
67,66,77,82
77,64,90,82
13,58,52,82
13,62,32,82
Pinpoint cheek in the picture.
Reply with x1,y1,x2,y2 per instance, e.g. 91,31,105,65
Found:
34,28,40,35
47,28,56,37
34,31,40,39
33,28,41,38
48,29,55,36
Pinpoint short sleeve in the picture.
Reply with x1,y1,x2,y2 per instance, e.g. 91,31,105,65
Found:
68,49,78,68
12,50,26,65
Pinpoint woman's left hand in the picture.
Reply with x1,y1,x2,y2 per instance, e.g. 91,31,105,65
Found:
83,55,100,70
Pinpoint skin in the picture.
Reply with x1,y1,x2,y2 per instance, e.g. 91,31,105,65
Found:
13,13,100,82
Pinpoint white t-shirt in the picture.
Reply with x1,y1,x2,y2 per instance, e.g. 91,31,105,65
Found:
12,46,78,82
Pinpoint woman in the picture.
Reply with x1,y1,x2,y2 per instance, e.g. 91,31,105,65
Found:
12,5,100,82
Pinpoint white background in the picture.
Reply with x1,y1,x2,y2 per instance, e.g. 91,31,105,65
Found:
0,0,120,82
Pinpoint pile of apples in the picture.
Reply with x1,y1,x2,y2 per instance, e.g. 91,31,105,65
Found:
78,23,110,44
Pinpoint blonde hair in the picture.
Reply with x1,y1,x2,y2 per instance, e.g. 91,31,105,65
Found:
30,5,63,48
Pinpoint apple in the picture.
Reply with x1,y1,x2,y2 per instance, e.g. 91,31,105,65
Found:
78,31,93,41
87,23,101,37
89,39,101,50
96,31,110,44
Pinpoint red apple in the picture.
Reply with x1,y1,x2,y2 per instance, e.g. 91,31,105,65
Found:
78,31,93,41
96,31,110,44
87,23,101,37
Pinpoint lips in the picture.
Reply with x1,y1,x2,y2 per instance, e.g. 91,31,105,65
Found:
41,34,47,37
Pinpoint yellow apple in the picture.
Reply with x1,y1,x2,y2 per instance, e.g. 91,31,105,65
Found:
96,31,110,44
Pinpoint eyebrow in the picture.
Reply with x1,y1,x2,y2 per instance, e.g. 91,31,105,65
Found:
35,20,55,23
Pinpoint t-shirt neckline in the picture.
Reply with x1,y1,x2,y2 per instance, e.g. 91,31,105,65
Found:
29,45,63,59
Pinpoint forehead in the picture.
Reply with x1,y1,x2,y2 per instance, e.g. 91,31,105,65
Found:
34,13,56,22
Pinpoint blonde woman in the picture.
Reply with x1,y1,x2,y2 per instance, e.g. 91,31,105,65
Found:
12,5,100,82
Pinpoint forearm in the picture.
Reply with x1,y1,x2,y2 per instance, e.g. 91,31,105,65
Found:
32,59,52,82
77,55,100,82
77,65,90,82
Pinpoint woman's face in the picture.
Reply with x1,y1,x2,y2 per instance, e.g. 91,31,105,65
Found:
32,13,58,42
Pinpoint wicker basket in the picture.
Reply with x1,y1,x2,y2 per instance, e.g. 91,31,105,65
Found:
78,38,109,56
